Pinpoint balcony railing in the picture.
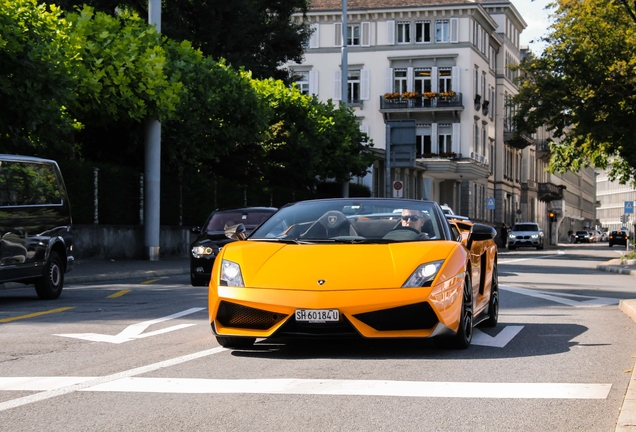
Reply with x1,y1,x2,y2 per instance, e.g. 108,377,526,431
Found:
538,182,566,202
380,93,463,110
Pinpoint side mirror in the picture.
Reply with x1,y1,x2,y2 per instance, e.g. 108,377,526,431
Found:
191,226,201,234
466,223,497,250
225,223,247,241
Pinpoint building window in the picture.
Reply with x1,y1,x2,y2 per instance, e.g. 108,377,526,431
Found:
397,22,410,44
295,71,310,95
416,135,432,157
416,21,431,43
348,70,361,103
347,24,361,46
436,20,450,42
414,68,432,94
439,68,452,93
439,124,452,154
394,69,408,94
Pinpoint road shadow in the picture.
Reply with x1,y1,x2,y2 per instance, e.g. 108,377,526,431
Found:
228,322,589,361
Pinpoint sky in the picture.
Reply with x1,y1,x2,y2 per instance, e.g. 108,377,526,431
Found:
511,0,554,54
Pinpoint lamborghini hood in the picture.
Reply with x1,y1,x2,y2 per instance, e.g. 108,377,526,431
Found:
219,240,460,290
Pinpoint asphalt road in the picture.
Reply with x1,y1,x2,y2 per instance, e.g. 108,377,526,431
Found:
0,243,635,431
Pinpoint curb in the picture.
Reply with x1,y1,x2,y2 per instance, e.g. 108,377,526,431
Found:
617,300,636,432
596,259,636,277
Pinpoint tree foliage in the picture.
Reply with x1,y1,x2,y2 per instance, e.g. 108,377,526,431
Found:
513,0,636,185
41,0,312,81
0,0,78,156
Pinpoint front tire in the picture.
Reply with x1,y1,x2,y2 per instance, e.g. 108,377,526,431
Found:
35,251,64,300
190,272,209,287
481,262,499,328
216,336,256,348
438,272,473,349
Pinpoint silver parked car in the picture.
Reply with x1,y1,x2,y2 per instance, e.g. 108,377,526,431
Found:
507,222,545,250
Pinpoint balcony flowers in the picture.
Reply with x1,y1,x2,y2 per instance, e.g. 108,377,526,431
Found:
401,91,419,100
384,92,400,100
439,91,457,99
440,152,458,159
423,91,437,99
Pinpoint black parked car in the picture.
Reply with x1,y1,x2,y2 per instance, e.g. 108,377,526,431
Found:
189,207,277,286
609,230,628,247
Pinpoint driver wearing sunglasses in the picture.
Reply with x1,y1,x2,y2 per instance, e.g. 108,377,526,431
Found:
401,209,425,232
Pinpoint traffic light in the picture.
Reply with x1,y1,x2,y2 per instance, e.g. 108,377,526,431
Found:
548,211,556,222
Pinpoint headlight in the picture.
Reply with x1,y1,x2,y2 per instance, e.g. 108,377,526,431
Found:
220,260,244,287
508,234,516,239
403,260,444,288
531,234,538,238
191,245,215,259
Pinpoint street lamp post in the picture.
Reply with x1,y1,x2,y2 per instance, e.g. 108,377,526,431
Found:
145,0,162,261
341,0,349,198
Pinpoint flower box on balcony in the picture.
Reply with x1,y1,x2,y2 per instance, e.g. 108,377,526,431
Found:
439,91,457,99
401,91,419,100
423,92,437,99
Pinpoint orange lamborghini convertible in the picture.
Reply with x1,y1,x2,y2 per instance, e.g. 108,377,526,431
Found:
209,198,499,349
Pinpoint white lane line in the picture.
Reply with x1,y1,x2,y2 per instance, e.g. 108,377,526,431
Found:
0,346,226,412
0,377,611,399
82,378,610,399
501,285,619,307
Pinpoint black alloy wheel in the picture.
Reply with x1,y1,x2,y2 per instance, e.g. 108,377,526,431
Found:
438,271,473,349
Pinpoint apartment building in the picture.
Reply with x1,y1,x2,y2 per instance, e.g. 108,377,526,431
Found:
289,0,595,236
597,169,636,233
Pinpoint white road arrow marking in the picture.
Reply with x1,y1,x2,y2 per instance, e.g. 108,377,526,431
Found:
472,326,524,348
501,285,619,307
54,307,204,344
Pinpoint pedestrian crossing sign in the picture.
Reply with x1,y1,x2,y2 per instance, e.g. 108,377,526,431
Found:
626,201,634,214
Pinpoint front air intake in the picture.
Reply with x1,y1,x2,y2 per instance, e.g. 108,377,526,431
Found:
354,302,439,331
216,301,286,330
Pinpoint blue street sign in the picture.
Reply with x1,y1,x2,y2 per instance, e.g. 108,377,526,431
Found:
626,201,634,214
486,197,495,210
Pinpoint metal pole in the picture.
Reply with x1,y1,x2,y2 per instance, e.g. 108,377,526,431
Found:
145,0,161,261
93,167,99,224
341,0,350,198
385,125,391,198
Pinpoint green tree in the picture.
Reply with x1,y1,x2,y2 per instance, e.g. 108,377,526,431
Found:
42,0,313,81
161,40,267,177
0,0,79,157
513,0,636,185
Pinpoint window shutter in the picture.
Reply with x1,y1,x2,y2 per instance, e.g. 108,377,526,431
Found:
450,18,459,43
362,22,371,47
360,69,370,100
335,23,342,47
385,68,394,93
452,123,461,155
334,70,342,101
432,123,439,153
431,67,439,93
309,70,319,96
406,67,414,92
387,20,395,45
309,24,320,49
451,66,460,93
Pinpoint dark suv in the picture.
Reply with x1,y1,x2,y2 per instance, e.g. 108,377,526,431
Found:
0,155,74,299
609,230,628,247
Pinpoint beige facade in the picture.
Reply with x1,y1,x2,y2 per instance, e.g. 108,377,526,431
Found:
289,0,595,239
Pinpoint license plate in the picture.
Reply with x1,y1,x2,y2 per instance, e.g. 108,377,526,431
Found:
295,309,339,322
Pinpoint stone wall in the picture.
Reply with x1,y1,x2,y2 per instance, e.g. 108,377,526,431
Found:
73,225,192,259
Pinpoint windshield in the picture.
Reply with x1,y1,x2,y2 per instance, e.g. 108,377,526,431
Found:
206,209,275,232
512,223,539,232
250,199,448,243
